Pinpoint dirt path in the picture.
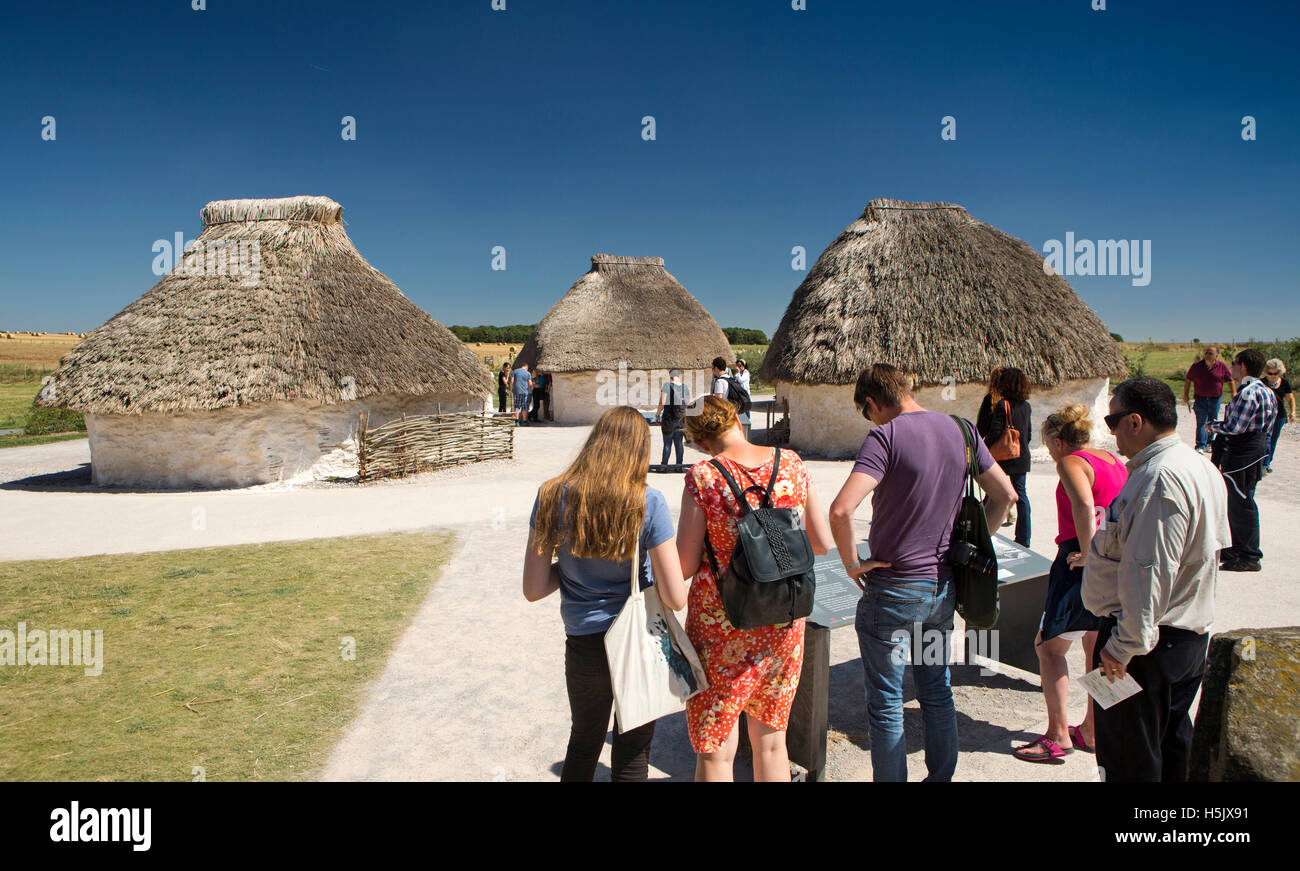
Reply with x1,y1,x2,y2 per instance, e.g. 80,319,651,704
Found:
2,407,1295,781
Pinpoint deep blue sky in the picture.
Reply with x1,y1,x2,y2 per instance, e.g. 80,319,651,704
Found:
2,0,1296,341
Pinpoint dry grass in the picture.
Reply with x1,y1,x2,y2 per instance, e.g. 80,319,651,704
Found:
0,332,82,369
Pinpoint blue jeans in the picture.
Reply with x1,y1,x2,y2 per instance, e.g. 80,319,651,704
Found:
660,429,684,465
1193,397,1221,449
1008,472,1030,547
1265,411,1285,469
854,575,958,782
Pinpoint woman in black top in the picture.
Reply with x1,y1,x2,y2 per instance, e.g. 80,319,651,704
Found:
978,367,1033,546
497,363,510,413
1263,359,1294,473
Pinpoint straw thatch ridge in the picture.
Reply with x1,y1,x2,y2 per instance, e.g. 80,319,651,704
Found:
37,196,491,414
514,254,731,372
762,198,1128,386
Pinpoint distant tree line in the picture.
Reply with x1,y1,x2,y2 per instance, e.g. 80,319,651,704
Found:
448,325,535,343
449,324,770,346
722,327,769,345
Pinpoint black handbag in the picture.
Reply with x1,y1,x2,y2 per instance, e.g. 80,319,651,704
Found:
948,415,1000,629
702,448,816,629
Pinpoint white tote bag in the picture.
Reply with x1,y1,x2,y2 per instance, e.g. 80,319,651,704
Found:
604,540,709,733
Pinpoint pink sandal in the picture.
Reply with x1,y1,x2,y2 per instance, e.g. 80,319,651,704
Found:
1069,725,1095,754
1013,735,1072,763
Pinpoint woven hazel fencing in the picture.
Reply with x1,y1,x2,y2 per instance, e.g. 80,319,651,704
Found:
357,410,515,481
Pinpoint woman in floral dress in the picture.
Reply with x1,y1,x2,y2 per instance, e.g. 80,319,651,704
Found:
676,395,834,781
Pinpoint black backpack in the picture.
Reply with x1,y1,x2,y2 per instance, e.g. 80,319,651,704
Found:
701,448,816,629
722,376,752,415
948,415,1000,629
661,382,687,430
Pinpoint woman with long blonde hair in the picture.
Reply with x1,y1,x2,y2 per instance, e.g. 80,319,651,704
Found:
522,405,687,781
676,395,834,781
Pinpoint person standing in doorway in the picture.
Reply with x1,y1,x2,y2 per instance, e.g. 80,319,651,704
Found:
497,362,510,413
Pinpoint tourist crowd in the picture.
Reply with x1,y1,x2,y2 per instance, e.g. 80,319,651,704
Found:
520,348,1284,782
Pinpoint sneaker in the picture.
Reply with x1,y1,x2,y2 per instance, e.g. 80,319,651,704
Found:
1220,559,1262,573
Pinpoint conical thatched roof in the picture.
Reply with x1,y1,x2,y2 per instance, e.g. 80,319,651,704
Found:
514,255,731,372
762,199,1127,386
37,196,491,414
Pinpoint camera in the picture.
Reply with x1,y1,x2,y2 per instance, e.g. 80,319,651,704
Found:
948,539,997,575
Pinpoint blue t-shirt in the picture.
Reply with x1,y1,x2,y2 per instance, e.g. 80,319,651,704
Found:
512,367,532,395
529,486,675,636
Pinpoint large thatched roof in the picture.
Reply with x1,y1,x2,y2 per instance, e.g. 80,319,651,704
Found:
762,199,1127,387
37,196,491,415
514,255,731,372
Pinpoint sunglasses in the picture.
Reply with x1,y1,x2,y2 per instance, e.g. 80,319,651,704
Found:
1104,410,1136,432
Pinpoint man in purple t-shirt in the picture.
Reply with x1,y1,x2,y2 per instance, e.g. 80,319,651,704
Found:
829,363,1016,782
1183,346,1236,452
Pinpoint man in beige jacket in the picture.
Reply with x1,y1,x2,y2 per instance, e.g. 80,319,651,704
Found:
1084,376,1230,782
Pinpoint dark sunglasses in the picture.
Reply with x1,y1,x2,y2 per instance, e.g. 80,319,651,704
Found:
1104,410,1136,432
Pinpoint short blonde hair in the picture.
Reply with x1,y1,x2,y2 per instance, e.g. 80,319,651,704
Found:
684,395,739,445
1265,358,1286,376
1042,403,1093,451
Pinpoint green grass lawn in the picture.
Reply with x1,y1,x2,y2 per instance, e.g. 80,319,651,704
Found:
0,379,42,430
1119,342,1236,400
0,529,456,781
0,373,86,447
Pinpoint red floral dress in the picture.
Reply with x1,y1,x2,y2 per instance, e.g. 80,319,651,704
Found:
683,448,811,753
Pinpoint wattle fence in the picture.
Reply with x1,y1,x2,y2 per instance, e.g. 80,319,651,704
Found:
357,411,514,481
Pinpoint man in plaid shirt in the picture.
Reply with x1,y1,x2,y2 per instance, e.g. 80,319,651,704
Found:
1207,348,1278,571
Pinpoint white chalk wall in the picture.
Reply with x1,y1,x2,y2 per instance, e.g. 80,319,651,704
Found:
549,368,713,424
774,377,1111,459
86,392,487,489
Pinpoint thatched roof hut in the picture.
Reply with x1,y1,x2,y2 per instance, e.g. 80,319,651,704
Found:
514,255,731,423
763,198,1127,456
39,196,492,487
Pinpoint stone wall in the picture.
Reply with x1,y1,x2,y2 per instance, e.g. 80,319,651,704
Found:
774,377,1112,459
86,392,486,489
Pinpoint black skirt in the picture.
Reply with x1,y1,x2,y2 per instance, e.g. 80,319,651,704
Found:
1040,538,1100,642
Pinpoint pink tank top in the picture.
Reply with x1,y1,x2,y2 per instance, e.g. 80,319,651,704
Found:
1055,450,1128,544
